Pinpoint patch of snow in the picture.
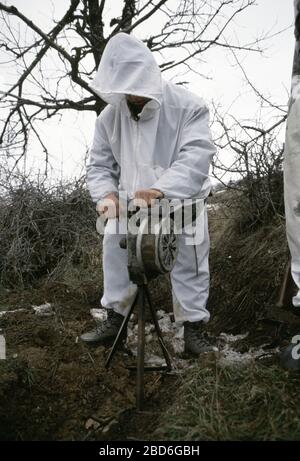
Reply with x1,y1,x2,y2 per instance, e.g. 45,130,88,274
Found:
126,310,185,366
219,344,279,368
215,332,279,368
32,303,54,316
0,308,26,317
90,308,107,322
174,326,184,339
207,204,221,212
145,354,166,367
219,332,249,343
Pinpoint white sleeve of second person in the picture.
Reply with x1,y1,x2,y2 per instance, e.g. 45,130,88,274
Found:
151,105,216,198
86,115,120,203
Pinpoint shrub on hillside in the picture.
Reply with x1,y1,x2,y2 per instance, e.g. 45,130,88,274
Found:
0,180,99,288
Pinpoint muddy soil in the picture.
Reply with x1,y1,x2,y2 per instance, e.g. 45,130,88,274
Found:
0,300,172,441
1,206,299,441
1,295,294,441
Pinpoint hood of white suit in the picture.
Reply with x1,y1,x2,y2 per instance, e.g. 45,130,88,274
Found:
89,33,162,108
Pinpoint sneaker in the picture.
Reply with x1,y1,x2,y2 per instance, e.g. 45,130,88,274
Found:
184,320,218,355
80,310,126,345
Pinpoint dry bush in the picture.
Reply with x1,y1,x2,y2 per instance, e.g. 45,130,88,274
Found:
0,179,101,290
213,109,285,231
232,168,284,233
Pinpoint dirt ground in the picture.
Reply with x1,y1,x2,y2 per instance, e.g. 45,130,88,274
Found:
1,203,300,441
0,297,182,441
1,286,298,441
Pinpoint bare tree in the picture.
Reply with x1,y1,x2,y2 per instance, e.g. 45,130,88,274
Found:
209,29,291,224
211,80,288,230
0,0,258,172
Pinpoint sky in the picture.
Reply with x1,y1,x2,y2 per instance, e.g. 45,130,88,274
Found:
0,0,296,183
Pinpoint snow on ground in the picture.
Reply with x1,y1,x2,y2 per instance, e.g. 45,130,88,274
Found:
124,311,279,370
0,308,26,318
207,204,221,212
32,302,54,316
1,305,280,369
0,303,55,317
218,332,279,367
90,308,107,322
125,309,186,368
90,308,279,370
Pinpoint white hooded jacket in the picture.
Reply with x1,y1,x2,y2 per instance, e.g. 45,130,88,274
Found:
87,32,216,201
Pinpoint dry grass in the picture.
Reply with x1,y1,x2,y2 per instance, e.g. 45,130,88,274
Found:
152,185,300,443
208,190,289,335
155,360,300,441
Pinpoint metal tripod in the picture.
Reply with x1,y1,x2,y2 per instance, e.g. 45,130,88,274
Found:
105,282,172,411
103,202,181,410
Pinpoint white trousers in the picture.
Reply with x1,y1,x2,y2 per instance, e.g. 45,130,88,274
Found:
100,208,210,323
284,94,300,308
